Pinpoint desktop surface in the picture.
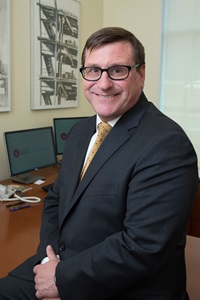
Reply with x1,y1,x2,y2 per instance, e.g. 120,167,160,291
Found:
0,166,59,278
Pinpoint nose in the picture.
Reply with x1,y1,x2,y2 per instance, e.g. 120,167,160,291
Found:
97,70,114,89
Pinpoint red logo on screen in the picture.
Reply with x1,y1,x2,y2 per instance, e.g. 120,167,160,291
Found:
13,149,20,158
61,132,67,140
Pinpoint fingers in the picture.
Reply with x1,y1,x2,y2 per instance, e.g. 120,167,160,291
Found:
33,247,60,300
33,264,39,275
46,245,58,261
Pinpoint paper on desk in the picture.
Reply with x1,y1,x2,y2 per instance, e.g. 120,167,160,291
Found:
34,179,45,185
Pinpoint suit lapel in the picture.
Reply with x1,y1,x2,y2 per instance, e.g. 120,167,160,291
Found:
60,124,130,222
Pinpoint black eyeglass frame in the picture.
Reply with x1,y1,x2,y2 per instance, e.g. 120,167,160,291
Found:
79,63,140,81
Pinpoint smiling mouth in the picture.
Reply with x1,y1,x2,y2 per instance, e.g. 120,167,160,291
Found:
95,93,118,98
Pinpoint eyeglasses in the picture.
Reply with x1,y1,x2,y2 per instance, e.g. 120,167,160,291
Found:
79,64,140,81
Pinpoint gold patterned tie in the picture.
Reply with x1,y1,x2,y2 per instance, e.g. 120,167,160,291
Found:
80,122,112,179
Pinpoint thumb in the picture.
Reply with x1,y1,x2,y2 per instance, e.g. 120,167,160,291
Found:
46,245,58,261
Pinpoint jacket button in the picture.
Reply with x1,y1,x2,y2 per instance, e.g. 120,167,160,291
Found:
59,243,65,252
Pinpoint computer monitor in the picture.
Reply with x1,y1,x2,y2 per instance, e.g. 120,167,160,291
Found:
4,127,57,184
53,117,88,155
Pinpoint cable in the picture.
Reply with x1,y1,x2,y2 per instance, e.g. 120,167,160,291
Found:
0,193,41,203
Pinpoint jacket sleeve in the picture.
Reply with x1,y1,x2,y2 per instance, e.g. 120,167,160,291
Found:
35,179,60,262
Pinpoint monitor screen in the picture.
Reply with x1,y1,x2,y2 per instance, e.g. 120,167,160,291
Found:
4,127,57,184
53,117,88,155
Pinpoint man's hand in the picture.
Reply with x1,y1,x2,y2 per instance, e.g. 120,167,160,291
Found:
33,245,60,299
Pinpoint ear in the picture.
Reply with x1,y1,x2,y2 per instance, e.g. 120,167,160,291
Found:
138,63,145,80
137,64,145,90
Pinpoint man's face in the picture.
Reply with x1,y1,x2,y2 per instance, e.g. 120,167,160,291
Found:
82,41,145,122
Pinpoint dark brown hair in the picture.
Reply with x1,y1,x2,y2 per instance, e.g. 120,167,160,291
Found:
81,27,145,66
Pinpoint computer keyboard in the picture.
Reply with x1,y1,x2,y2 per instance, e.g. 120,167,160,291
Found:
42,183,54,192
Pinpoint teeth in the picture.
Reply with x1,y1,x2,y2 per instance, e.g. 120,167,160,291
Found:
98,94,114,98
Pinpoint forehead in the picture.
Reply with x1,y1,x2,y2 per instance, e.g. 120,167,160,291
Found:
85,41,134,65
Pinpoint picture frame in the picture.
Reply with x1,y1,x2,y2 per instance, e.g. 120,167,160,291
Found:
0,0,11,112
30,0,80,110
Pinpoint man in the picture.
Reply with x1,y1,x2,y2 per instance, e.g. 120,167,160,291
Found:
0,27,198,300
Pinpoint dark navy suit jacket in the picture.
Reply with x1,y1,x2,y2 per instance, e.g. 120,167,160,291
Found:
11,93,198,300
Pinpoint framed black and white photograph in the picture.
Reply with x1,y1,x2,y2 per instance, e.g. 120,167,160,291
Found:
30,0,80,110
0,0,11,112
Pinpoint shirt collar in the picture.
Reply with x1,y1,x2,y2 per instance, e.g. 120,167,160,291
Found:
96,115,121,130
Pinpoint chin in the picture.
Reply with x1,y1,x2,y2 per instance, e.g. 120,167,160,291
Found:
98,111,117,121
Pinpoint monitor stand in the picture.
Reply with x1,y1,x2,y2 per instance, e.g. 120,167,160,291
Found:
12,173,45,184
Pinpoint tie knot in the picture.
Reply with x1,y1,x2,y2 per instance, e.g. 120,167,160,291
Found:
98,122,112,137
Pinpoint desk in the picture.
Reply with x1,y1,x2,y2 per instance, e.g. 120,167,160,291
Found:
185,235,200,300
0,165,58,278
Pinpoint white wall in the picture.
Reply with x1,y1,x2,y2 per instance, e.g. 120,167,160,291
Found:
0,0,162,180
